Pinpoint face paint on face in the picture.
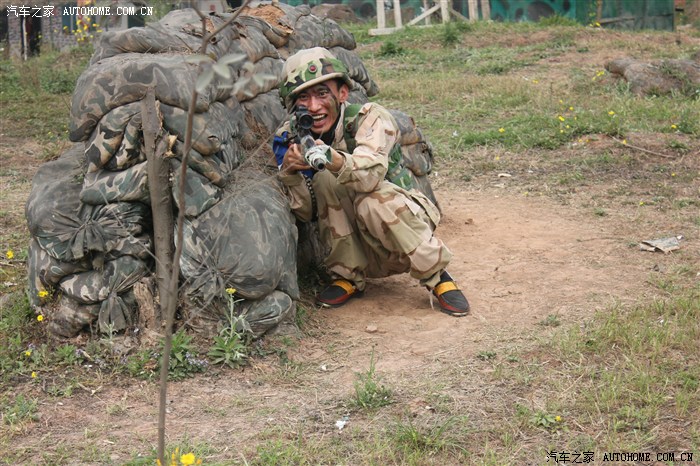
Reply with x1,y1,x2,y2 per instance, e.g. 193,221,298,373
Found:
294,80,348,136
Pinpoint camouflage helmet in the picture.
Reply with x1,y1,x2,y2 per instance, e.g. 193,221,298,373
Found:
279,47,353,111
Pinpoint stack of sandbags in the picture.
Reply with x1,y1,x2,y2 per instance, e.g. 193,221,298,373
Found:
26,3,437,339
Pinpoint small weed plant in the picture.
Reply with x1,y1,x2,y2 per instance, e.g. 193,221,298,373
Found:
207,288,251,368
351,350,392,410
162,329,208,381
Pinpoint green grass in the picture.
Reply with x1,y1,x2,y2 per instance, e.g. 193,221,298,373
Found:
0,46,91,139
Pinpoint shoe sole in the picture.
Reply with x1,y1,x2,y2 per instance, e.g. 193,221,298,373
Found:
318,290,364,308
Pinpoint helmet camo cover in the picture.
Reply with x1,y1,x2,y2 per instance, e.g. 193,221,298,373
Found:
279,47,353,110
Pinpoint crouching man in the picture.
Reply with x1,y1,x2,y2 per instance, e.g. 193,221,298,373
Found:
273,47,469,316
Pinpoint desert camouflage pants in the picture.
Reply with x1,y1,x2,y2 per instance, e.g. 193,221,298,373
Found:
312,170,452,291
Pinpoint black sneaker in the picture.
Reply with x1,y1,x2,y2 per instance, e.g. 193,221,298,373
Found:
431,271,469,316
317,279,363,307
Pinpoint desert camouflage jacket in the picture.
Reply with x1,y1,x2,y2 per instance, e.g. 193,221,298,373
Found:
274,102,405,222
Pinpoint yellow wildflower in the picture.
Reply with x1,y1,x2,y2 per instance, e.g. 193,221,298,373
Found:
225,287,237,295
5,250,13,260
532,79,539,84
622,139,627,145
37,315,44,322
639,201,645,206
24,350,31,357
569,106,574,111
558,116,565,122
671,173,676,177
671,124,677,129
608,110,615,116
180,453,196,465
38,290,49,298
498,128,505,133
31,372,37,378
555,415,562,422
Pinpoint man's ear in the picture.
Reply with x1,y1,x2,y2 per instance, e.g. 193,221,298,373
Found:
337,82,349,103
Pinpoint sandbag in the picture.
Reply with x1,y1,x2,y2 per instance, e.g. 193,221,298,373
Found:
238,290,295,338
91,9,238,63
171,140,231,187
179,174,299,301
241,90,288,143
70,53,216,142
235,21,280,63
48,295,101,338
28,173,150,264
286,15,356,53
401,141,433,177
170,159,223,219
236,12,291,49
232,56,284,102
80,160,150,205
59,255,148,333
85,102,141,172
27,238,91,308
331,47,379,98
161,99,244,156
389,109,425,146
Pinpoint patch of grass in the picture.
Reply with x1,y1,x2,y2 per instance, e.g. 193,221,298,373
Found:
1,394,38,429
391,416,469,458
378,39,404,57
538,314,562,327
351,351,393,410
537,15,580,27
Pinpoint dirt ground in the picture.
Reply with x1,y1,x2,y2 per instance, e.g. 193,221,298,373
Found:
4,161,696,462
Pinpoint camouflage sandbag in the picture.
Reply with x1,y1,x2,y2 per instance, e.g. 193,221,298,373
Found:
104,234,153,262
26,150,83,258
235,21,280,63
90,9,237,63
237,11,291,49
70,53,217,142
161,100,243,156
59,255,148,333
401,141,433,177
80,160,150,205
331,47,379,98
85,102,141,172
27,238,91,308
171,140,230,187
48,295,101,338
241,90,287,143
28,175,150,264
179,173,299,302
217,138,245,173
103,111,145,171
389,109,426,146
232,56,284,102
170,159,223,219
286,14,356,53
238,290,295,338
